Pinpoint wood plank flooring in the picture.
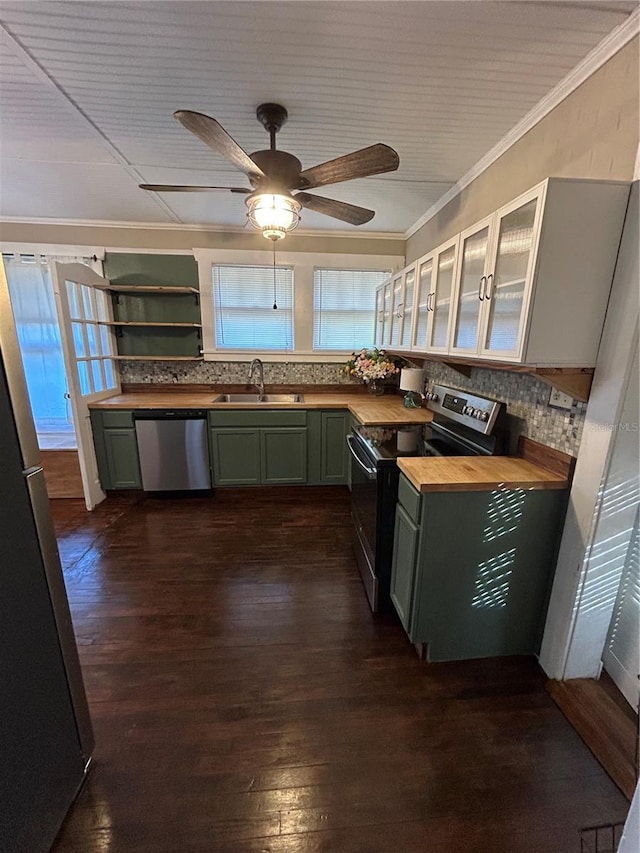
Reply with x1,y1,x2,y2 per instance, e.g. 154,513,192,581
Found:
547,677,638,800
50,488,630,853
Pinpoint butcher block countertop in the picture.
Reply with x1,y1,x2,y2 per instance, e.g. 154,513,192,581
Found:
398,456,569,493
88,391,434,426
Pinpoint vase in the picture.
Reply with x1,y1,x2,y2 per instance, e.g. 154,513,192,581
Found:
367,380,385,396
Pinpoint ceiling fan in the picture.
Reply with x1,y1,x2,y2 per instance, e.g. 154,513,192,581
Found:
139,103,399,239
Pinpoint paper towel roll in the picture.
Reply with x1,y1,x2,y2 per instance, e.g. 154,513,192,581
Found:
399,368,423,393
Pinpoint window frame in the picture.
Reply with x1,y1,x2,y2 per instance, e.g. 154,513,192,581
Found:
195,248,402,362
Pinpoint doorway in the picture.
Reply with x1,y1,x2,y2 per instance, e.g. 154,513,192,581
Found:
3,253,78,449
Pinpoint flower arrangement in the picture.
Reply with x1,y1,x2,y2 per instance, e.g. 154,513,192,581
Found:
343,348,400,383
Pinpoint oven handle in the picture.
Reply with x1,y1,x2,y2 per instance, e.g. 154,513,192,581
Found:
346,435,378,479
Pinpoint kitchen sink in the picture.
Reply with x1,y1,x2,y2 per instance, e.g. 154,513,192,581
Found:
212,393,304,403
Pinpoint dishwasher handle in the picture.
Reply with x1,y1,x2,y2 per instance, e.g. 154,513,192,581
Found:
133,410,208,420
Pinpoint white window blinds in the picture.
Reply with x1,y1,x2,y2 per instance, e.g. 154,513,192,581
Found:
212,265,294,350
313,269,389,351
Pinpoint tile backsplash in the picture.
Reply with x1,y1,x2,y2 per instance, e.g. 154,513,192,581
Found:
120,360,358,386
119,358,586,457
423,362,586,457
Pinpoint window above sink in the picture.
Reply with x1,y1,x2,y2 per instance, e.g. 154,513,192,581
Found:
194,248,403,363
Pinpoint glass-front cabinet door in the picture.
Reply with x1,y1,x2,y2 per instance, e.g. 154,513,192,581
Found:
450,217,493,356
388,273,404,347
399,265,416,350
479,187,544,360
413,255,434,351
427,238,458,353
373,282,386,346
381,280,393,346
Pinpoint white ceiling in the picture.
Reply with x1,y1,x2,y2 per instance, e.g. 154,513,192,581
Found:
0,1,636,234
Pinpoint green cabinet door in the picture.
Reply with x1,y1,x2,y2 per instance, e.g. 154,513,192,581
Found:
210,429,261,485
262,428,307,485
390,503,420,633
320,411,348,484
103,428,142,489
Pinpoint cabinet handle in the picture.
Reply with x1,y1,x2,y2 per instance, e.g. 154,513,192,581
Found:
478,276,487,301
396,302,404,318
430,291,436,312
427,292,434,312
485,273,493,300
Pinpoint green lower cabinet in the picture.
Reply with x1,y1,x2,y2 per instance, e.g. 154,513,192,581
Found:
320,411,349,484
306,409,349,485
210,425,307,486
210,429,261,485
262,428,307,484
103,429,142,489
390,504,419,631
390,474,567,661
91,410,141,490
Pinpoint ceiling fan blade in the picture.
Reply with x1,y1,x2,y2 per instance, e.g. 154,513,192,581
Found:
139,184,250,194
296,192,375,226
297,144,399,190
174,110,265,179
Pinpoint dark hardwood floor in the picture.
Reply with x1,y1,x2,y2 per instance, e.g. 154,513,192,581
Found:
50,488,629,852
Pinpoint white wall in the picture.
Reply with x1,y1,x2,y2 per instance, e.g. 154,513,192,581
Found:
539,182,639,679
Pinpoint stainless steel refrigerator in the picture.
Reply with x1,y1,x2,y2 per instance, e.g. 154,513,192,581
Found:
0,261,94,851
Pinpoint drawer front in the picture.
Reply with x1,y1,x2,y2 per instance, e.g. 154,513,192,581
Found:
209,410,307,428
398,474,421,523
100,410,135,428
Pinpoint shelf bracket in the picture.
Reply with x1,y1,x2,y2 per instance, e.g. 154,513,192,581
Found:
442,361,473,379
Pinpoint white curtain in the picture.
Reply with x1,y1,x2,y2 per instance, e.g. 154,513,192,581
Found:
3,254,88,433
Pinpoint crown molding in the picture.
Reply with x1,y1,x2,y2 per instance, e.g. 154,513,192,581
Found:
404,8,640,240
0,215,405,242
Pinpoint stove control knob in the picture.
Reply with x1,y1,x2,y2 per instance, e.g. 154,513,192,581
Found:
463,405,473,416
479,411,489,422
431,393,439,402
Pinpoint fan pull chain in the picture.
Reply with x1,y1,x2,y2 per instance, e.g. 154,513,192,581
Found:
272,242,278,310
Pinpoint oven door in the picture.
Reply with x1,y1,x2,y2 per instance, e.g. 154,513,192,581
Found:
347,434,380,611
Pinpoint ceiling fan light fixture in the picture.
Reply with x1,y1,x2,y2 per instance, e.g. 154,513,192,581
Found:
246,192,301,241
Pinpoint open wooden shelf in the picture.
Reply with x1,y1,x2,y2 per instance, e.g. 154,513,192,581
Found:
106,321,201,328
387,349,595,401
99,284,199,295
111,355,203,361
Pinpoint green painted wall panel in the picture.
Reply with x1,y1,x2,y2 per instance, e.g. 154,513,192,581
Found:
104,253,199,287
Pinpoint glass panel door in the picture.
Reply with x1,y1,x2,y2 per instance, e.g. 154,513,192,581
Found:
399,267,416,349
389,274,403,347
428,243,456,352
481,197,539,358
413,257,433,350
451,221,492,354
52,262,121,510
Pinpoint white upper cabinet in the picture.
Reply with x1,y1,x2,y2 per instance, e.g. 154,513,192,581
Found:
388,271,404,348
399,265,416,349
479,191,541,359
429,238,459,354
412,254,434,351
413,237,459,354
449,184,543,361
411,178,629,366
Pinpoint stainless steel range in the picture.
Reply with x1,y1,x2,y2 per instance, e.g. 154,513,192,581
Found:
348,384,507,612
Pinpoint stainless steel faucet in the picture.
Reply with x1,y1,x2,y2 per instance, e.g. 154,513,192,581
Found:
248,358,265,399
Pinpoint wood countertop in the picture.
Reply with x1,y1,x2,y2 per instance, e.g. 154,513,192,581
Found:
88,392,434,426
397,456,569,493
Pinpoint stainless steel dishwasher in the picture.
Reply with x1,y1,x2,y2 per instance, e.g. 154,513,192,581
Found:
133,410,211,491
